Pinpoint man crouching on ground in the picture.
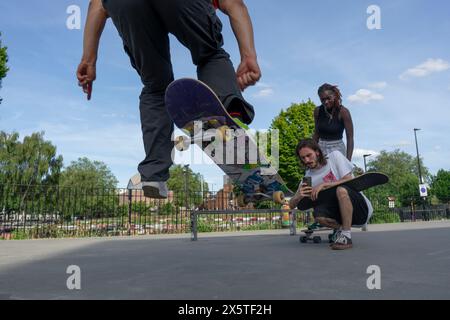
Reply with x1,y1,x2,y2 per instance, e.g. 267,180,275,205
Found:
289,139,373,250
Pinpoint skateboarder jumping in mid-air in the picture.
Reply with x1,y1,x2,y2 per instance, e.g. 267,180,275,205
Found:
289,139,374,250
77,0,261,199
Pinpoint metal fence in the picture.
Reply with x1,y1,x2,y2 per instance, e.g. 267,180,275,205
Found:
0,184,290,240
0,184,449,240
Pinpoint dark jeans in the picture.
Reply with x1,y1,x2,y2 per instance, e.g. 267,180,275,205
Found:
101,0,255,181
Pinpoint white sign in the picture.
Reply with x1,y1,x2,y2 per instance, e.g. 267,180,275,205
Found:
419,184,428,197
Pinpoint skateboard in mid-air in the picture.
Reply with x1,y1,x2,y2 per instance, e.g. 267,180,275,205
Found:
297,172,389,211
165,78,293,206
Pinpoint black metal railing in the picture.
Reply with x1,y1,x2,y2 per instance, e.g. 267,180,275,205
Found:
0,184,291,239
0,184,449,240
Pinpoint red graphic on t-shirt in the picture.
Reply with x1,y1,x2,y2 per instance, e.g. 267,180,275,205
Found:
323,170,337,183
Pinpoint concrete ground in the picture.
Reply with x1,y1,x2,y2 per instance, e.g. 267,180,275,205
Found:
1,221,450,300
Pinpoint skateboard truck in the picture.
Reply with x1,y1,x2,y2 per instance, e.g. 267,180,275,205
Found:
174,126,231,151
299,228,335,244
174,120,234,151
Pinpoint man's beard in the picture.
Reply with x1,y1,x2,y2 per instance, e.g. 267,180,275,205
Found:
306,160,318,169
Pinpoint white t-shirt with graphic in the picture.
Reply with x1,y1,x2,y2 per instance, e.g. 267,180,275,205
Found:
304,151,373,223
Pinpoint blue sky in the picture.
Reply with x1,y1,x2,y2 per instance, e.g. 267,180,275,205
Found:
1,0,449,189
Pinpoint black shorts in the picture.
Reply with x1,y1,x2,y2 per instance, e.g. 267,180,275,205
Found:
313,185,368,226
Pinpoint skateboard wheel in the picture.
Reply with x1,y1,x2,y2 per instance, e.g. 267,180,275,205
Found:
272,191,284,204
174,136,189,151
216,125,232,142
313,236,322,244
300,236,308,243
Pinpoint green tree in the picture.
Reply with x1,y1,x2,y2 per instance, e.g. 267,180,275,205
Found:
0,131,63,211
168,165,208,207
431,170,450,203
368,149,430,182
0,32,9,104
365,150,430,206
59,158,119,219
0,131,20,185
60,157,118,190
269,100,316,190
0,131,63,186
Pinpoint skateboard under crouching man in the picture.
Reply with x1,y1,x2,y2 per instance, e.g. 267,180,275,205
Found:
165,78,293,206
297,172,389,244
299,226,334,244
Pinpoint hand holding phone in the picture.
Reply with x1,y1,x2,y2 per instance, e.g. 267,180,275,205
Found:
302,176,312,187
298,176,312,198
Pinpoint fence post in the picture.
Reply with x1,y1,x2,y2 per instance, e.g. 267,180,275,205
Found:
191,210,197,241
290,210,296,236
128,188,132,236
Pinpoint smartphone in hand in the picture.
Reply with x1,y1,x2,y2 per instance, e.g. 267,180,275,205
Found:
302,176,312,187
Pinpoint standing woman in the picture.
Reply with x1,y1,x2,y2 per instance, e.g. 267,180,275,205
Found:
313,83,354,161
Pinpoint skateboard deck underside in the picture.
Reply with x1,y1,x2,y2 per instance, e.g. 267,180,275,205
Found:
166,79,293,202
297,172,389,210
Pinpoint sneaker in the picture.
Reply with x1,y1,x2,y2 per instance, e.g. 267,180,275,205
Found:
328,229,341,245
142,181,168,199
331,233,353,250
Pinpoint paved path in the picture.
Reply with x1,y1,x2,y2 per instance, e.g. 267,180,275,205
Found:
1,221,450,299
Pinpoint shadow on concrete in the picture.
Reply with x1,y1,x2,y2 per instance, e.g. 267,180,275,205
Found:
1,227,450,300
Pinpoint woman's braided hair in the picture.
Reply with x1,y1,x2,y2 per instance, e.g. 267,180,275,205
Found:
318,83,342,116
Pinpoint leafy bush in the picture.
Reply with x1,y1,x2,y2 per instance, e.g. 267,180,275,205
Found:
240,222,279,231
196,220,215,233
160,202,175,216
369,210,401,224
11,229,29,240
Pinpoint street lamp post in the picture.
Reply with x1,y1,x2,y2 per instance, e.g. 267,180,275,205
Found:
413,128,427,220
414,129,423,184
361,153,372,231
363,154,372,173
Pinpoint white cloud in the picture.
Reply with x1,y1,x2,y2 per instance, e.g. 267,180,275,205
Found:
386,140,412,148
353,149,379,160
399,58,450,80
252,83,274,98
34,121,144,163
255,88,274,97
68,116,88,122
368,82,387,89
1,112,24,122
347,89,384,104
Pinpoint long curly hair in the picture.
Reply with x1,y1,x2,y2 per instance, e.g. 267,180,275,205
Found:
295,138,327,167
